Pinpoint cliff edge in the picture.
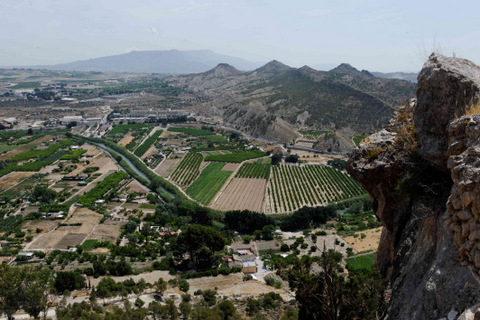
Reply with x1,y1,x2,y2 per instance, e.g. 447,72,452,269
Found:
347,53,480,320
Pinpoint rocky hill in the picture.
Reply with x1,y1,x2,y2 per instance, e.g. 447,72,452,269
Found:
347,53,480,319
167,61,416,152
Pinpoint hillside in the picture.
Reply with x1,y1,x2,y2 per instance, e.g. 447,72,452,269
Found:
168,61,416,152
36,50,262,74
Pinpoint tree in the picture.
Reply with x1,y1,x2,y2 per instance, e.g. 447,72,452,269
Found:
285,154,299,164
262,225,275,240
287,249,387,320
216,299,237,320
176,225,225,269
202,289,217,306
271,153,283,166
27,128,34,135
155,278,167,296
54,271,85,294
179,279,190,293
0,265,25,320
31,185,57,203
179,301,192,319
23,268,52,320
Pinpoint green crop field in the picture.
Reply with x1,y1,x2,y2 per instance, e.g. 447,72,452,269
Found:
60,149,87,160
134,130,163,157
266,164,366,213
236,159,271,179
9,82,41,89
109,123,155,135
78,171,127,207
346,252,376,271
205,150,266,163
299,130,329,140
186,162,232,205
168,127,215,136
353,134,367,146
170,152,204,185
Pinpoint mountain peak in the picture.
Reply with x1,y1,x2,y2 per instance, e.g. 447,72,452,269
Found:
330,63,362,75
205,63,241,77
256,60,292,74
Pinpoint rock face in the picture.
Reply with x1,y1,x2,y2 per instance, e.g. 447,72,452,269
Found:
415,53,480,171
348,53,480,320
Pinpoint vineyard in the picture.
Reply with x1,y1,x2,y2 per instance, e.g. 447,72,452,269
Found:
134,130,163,157
205,150,266,163
78,171,127,207
299,130,329,140
235,159,271,179
265,164,365,213
170,152,204,185
186,162,232,205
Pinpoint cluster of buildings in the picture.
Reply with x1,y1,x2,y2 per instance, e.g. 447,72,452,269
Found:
0,117,16,129
222,245,257,274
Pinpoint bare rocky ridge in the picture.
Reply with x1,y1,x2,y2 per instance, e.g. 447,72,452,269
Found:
347,53,480,319
167,61,416,152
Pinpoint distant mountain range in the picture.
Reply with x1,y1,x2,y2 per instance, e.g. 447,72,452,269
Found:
35,50,263,74
31,49,418,82
166,61,417,152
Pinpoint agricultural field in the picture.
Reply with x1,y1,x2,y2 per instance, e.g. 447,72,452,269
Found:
155,154,184,177
235,158,271,179
186,162,233,205
353,134,367,146
299,129,329,140
134,129,162,157
108,123,155,135
205,150,266,163
27,208,103,250
168,126,215,136
265,164,366,213
170,152,203,186
211,178,267,212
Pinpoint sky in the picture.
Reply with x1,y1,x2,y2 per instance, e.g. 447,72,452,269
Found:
1,0,479,72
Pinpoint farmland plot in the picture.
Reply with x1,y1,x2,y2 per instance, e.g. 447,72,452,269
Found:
170,152,203,186
186,162,232,205
155,154,184,177
265,164,365,214
211,178,266,212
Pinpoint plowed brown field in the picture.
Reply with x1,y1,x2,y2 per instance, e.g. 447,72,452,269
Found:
211,178,266,212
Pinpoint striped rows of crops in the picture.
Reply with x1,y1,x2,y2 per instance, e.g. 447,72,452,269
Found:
205,150,266,163
186,162,232,205
266,164,365,213
235,159,271,179
134,130,163,157
170,152,203,185
299,130,328,141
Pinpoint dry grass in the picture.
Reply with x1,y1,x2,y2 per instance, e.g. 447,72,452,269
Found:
465,102,480,116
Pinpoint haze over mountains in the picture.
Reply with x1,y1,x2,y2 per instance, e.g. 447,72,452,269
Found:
31,49,418,81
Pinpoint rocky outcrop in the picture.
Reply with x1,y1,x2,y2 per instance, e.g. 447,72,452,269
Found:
415,54,480,171
348,53,480,319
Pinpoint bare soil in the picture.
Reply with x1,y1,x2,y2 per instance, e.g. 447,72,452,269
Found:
212,178,266,212
0,171,35,190
117,132,134,147
343,227,382,253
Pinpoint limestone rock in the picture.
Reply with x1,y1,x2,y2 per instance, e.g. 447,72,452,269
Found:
415,53,480,171
348,54,480,320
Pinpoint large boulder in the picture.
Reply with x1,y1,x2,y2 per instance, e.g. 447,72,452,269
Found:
415,53,480,171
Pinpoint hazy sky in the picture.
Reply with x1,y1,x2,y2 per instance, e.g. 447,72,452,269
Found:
1,0,479,72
